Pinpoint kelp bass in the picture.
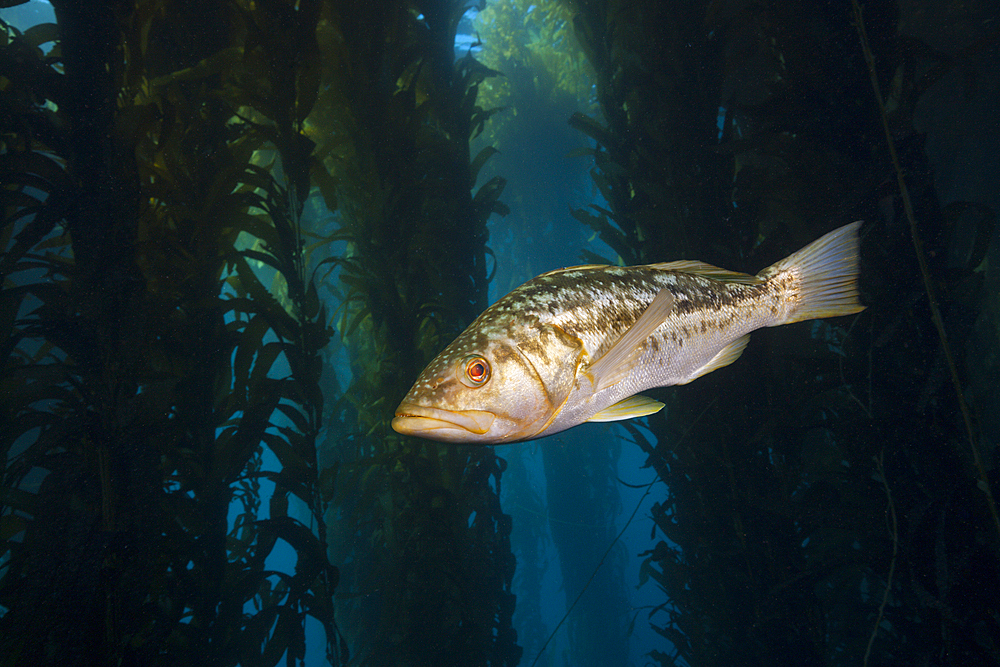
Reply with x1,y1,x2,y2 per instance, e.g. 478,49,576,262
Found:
393,222,865,444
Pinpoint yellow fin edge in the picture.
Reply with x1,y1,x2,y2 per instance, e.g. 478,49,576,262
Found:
586,394,665,423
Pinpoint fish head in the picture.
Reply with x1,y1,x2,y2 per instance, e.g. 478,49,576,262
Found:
392,323,583,444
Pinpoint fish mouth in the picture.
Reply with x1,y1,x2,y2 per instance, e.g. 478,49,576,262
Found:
391,404,497,441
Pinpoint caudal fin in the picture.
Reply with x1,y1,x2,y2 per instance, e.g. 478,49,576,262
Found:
762,221,866,324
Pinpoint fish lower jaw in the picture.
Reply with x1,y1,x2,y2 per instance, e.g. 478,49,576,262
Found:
391,404,497,442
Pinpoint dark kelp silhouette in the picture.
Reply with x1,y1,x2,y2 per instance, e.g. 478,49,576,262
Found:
1,1,342,664
304,1,519,665
2,0,522,665
563,1,1000,665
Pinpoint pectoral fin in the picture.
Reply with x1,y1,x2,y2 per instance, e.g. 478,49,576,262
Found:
587,288,674,393
587,394,665,422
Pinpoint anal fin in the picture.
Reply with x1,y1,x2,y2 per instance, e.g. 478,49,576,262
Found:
587,395,665,423
677,334,751,385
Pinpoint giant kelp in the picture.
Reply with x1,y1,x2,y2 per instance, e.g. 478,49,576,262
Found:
305,1,519,665
566,0,732,267
1,1,342,665
563,0,1000,665
471,0,597,291
470,5,634,664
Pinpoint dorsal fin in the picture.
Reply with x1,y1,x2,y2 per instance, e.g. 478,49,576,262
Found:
648,260,762,285
536,264,609,278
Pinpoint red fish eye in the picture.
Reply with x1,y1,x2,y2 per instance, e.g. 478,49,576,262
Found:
465,356,490,385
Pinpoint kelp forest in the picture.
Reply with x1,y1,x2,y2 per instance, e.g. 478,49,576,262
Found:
1,0,998,666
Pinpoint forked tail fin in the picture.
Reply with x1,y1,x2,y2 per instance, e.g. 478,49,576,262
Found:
761,221,866,324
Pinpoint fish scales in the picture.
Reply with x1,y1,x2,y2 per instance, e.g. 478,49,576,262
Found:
392,222,864,444
498,267,780,385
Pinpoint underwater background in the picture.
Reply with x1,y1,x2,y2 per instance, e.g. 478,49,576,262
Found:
1,0,999,666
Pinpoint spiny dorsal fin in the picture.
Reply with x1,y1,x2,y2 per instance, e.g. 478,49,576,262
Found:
587,394,664,422
586,288,674,393
536,264,609,278
648,260,762,285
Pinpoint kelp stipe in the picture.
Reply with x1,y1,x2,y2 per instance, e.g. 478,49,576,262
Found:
468,4,633,662
306,1,519,665
469,0,598,292
0,2,343,665
852,0,1000,545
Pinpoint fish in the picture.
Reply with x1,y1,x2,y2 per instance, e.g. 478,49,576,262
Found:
392,221,865,444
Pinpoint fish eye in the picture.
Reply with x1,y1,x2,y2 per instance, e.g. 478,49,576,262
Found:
461,355,491,387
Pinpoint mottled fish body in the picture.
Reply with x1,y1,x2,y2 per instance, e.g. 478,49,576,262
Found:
393,222,865,444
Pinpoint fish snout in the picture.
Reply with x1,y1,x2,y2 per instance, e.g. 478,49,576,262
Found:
392,403,497,442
